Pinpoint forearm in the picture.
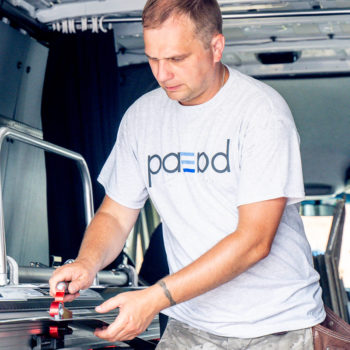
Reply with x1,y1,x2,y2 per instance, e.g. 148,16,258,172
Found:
75,195,140,274
155,198,286,310
76,211,128,274
49,196,140,297
159,228,267,307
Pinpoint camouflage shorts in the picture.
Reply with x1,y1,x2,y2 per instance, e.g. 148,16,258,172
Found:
156,318,314,350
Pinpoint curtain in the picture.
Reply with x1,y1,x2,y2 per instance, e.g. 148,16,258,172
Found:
118,62,159,115
41,31,120,263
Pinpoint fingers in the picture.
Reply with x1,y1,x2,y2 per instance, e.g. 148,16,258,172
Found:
95,298,124,340
94,316,139,342
63,292,80,303
94,295,138,341
49,263,93,298
68,278,86,295
94,321,121,340
95,296,121,314
93,290,156,342
49,268,70,297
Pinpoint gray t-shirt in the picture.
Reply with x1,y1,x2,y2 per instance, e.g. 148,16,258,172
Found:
98,67,325,337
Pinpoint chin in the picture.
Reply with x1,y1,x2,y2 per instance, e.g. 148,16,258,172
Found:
163,87,197,104
165,90,187,102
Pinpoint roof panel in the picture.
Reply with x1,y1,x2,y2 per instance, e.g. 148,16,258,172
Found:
5,0,350,23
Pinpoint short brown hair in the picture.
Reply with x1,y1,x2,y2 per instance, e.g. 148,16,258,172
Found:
142,0,222,47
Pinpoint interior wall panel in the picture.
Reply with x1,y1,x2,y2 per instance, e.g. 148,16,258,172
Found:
0,21,30,120
0,22,49,266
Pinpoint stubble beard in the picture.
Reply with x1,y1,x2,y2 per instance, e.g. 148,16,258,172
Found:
162,86,200,105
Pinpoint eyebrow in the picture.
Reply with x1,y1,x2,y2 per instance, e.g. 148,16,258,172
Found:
145,53,190,61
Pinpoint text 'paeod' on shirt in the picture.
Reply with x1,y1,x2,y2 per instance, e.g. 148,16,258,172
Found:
147,139,231,187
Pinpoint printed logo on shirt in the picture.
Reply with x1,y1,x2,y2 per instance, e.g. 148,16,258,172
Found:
147,139,231,187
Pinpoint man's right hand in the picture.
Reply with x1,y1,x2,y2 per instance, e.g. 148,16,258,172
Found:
49,259,96,302
48,196,141,303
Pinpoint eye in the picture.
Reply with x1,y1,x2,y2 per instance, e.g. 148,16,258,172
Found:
171,57,185,62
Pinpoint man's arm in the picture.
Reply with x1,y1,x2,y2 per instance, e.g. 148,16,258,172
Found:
162,197,286,302
49,195,140,299
94,197,287,341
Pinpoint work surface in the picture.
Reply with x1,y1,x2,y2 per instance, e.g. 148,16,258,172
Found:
0,285,159,349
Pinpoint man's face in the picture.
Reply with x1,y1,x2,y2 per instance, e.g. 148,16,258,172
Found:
144,15,223,106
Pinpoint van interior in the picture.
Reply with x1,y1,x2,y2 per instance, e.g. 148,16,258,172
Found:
0,0,349,349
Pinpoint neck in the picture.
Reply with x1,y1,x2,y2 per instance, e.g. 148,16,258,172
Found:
178,64,227,106
221,64,227,87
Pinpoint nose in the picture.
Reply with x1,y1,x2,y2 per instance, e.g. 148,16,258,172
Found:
155,59,173,84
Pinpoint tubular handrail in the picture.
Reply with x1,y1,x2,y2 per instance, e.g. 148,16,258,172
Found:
0,126,94,286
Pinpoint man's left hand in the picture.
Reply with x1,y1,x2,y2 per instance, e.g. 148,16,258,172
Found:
94,287,163,342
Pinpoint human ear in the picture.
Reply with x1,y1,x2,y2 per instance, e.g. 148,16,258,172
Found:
211,34,225,63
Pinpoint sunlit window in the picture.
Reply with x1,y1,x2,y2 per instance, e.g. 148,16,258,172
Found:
302,203,350,288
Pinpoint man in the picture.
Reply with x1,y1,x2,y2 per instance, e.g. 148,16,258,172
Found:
49,0,325,348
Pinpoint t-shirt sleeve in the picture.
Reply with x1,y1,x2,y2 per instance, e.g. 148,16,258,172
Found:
237,113,305,207
97,115,148,209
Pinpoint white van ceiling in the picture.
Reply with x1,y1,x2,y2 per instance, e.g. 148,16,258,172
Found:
4,0,350,75
11,0,146,22
4,0,350,23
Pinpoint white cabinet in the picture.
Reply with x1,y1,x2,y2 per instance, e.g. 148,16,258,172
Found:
0,21,48,129
0,22,30,120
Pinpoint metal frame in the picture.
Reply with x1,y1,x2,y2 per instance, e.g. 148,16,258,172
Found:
324,197,349,322
0,126,94,286
51,8,350,25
